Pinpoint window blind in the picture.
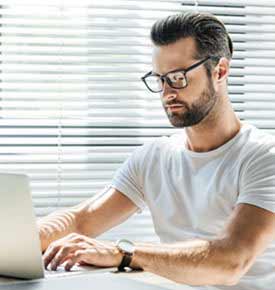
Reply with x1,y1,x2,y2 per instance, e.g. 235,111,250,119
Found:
0,0,274,242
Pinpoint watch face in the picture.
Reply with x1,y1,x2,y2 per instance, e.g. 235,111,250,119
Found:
118,239,135,253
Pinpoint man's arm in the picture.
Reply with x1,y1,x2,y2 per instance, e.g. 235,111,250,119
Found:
38,187,138,252
42,203,275,285
130,203,275,286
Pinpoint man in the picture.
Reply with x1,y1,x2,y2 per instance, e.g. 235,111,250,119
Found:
39,11,275,289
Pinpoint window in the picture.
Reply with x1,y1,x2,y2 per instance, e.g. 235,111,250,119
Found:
0,0,274,241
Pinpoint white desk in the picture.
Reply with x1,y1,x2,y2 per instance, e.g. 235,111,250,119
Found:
0,271,195,290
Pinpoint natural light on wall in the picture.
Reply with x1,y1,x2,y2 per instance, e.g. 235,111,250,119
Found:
0,0,274,241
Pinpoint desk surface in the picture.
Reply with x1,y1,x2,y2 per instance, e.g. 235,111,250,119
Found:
0,270,193,290
117,271,194,290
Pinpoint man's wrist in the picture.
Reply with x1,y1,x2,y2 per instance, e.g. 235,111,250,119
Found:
116,239,136,271
129,252,140,269
129,243,145,270
129,242,156,271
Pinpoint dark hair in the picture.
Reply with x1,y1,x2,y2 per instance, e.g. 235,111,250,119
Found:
150,11,233,76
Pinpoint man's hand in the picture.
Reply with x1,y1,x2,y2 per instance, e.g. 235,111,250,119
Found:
43,233,123,271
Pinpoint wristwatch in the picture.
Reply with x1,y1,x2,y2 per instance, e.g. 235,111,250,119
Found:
115,239,135,272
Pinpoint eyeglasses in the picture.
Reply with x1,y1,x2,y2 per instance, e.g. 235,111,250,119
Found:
141,56,218,93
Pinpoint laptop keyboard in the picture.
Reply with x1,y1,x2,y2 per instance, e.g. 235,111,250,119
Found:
45,265,117,278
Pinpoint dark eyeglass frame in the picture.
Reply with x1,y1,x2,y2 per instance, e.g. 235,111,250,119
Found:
141,56,219,93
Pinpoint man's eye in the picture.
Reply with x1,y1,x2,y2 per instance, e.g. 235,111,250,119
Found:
170,72,184,82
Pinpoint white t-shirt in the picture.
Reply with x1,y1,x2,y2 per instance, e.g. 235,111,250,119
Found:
111,122,275,290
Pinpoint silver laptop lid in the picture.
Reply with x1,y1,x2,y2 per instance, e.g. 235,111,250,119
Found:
0,173,44,279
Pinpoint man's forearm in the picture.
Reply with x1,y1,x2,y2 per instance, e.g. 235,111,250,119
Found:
38,208,79,252
130,238,249,286
38,188,138,252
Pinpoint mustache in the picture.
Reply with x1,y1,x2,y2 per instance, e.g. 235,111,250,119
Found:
164,100,189,108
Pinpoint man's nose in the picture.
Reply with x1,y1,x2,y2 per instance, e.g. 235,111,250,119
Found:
161,81,177,103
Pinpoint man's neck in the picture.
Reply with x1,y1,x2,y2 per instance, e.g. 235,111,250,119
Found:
185,99,242,153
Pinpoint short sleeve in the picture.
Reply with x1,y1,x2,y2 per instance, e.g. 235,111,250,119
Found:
237,144,275,213
110,142,153,213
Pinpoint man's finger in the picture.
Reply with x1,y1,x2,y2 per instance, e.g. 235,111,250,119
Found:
64,249,89,271
49,244,77,270
56,252,75,268
43,244,61,269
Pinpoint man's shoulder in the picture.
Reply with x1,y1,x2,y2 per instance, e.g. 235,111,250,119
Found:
242,123,275,150
238,123,275,165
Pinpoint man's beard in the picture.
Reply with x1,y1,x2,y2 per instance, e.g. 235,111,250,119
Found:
163,78,217,128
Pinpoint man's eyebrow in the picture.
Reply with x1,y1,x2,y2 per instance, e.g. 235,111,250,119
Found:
152,67,187,76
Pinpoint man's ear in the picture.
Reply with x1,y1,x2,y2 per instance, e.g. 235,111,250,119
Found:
215,57,230,83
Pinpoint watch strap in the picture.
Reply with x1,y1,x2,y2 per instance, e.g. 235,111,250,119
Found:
118,251,133,272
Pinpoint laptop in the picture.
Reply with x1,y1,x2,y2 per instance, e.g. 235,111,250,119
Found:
0,173,116,280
